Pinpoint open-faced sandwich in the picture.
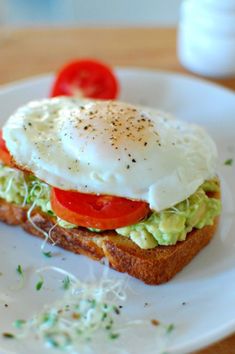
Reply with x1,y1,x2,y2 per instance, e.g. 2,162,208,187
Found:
0,97,221,284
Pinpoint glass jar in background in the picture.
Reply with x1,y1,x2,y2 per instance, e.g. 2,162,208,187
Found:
178,0,235,78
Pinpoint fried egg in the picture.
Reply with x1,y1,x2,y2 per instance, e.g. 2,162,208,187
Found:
2,97,217,211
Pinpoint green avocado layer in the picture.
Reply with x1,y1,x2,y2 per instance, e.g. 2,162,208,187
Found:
116,180,221,249
0,164,72,227
0,164,221,249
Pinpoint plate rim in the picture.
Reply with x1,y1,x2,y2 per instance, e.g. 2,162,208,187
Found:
0,67,235,99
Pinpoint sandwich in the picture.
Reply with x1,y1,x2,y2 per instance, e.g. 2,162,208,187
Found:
0,98,221,284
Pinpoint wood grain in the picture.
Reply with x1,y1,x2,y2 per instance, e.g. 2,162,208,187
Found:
0,27,234,89
0,27,234,353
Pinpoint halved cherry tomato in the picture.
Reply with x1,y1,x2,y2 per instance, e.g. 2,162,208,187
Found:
50,59,119,99
51,188,150,230
0,130,12,166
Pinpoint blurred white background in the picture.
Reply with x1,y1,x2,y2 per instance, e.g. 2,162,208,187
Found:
0,0,182,26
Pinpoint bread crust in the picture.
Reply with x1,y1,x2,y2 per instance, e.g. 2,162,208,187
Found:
0,190,220,285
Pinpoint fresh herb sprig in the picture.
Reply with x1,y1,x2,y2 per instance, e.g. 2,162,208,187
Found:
224,158,233,166
36,276,44,291
62,276,71,290
2,332,15,339
16,265,23,277
42,251,52,258
15,264,25,289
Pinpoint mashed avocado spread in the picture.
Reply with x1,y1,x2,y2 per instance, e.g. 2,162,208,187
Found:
117,180,221,248
0,164,221,250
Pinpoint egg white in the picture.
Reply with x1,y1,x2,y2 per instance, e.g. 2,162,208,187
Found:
2,97,217,211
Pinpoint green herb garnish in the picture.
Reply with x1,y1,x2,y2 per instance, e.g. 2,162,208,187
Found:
224,158,233,166
10,269,124,349
2,332,15,339
101,312,107,321
166,323,175,333
16,265,23,276
109,333,119,340
14,319,26,329
62,276,71,290
45,335,60,348
42,251,52,258
113,305,120,315
88,299,96,308
15,264,25,289
36,277,44,291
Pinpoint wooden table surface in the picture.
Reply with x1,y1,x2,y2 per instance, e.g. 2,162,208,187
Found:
0,27,235,354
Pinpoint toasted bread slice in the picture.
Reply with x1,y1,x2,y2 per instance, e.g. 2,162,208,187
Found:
0,189,220,285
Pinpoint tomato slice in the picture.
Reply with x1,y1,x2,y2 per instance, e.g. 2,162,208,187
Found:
51,188,150,230
50,59,119,99
0,130,12,166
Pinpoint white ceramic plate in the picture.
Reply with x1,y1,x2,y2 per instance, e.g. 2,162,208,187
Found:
0,68,234,354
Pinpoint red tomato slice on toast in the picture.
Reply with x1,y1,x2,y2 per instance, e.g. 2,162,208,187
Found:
51,188,149,230
0,130,12,166
51,59,119,99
